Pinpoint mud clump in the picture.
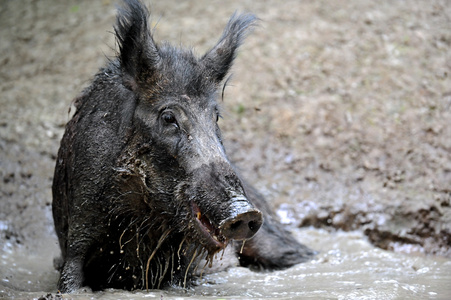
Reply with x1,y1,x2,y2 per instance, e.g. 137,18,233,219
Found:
295,200,451,257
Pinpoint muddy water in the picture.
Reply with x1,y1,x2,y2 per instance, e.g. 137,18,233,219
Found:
1,227,450,300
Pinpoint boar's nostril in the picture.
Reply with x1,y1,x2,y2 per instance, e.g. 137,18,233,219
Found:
248,220,259,232
221,209,263,241
230,220,243,231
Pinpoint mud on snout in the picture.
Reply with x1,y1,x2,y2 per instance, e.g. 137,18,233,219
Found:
177,162,263,255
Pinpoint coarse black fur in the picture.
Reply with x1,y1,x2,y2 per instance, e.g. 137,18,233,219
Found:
52,0,313,292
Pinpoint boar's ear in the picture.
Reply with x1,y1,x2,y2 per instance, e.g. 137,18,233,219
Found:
201,12,258,83
114,0,160,90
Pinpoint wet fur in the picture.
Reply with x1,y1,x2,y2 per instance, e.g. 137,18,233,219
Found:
52,0,313,292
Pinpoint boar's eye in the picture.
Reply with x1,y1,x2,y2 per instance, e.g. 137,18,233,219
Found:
215,110,222,123
161,111,178,128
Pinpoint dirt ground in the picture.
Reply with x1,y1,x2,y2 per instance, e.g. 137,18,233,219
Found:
1,0,450,288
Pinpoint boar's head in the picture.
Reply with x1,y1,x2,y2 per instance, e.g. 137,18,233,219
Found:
96,0,262,288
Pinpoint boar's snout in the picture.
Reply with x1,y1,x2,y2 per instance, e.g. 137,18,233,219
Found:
187,163,263,250
219,195,263,241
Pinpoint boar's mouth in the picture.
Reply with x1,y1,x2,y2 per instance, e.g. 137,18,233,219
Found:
190,201,228,251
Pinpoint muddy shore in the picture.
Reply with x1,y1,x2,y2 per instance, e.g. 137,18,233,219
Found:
1,0,450,296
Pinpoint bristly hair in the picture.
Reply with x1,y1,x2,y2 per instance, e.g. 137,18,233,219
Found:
222,74,233,102
114,0,160,84
114,0,258,93
201,11,258,83
214,11,258,57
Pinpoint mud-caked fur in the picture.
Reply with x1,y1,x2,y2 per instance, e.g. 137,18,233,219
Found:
52,0,313,292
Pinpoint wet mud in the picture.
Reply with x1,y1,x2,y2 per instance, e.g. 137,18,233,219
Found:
1,0,450,299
